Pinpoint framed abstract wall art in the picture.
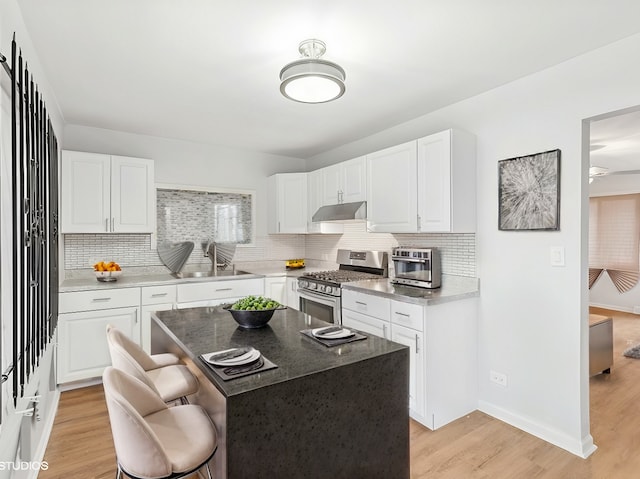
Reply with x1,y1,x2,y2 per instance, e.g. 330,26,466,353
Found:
498,149,561,231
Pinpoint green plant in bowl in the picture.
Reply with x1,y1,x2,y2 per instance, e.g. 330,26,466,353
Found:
225,296,284,328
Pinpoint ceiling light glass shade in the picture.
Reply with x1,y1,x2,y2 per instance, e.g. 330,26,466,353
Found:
280,40,346,104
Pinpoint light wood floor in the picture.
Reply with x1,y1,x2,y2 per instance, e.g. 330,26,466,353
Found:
40,307,640,479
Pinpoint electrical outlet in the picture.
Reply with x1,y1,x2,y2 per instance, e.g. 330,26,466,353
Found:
490,370,508,387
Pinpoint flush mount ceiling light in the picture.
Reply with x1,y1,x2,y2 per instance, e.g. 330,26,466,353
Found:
279,39,346,104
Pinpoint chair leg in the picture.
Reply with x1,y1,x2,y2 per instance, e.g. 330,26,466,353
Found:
202,462,213,479
179,396,190,405
116,465,122,479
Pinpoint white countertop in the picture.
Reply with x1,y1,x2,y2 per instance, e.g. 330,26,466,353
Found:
341,274,480,306
59,262,332,293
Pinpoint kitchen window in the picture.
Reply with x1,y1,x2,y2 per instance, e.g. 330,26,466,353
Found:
156,185,256,247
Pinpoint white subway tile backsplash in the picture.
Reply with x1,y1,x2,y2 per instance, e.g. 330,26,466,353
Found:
305,222,476,277
64,202,475,277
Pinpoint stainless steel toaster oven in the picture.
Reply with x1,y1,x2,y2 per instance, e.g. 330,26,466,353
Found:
391,246,441,289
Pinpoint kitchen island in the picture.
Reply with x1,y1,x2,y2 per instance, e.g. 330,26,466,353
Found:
151,306,409,479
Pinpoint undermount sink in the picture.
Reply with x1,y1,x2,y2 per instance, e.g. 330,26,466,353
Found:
172,269,250,279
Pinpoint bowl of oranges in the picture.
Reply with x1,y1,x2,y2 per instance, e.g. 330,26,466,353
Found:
93,261,122,282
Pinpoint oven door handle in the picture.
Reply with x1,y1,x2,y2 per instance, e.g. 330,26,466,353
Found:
299,288,338,304
392,256,428,263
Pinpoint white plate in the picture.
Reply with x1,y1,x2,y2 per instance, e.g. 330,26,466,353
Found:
312,327,355,340
205,348,261,367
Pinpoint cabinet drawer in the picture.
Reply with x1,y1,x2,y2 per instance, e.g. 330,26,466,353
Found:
342,290,390,321
177,278,264,303
141,285,177,305
391,300,424,331
59,287,140,313
342,308,389,339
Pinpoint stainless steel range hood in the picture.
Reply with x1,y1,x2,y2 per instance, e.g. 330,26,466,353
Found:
312,201,367,222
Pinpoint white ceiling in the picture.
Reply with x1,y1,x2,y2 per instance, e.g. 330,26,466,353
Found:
589,108,640,193
17,0,640,159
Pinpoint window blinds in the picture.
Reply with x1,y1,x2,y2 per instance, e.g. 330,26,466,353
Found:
589,194,640,292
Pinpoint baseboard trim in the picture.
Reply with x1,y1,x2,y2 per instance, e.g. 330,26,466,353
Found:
58,377,102,392
30,390,60,479
589,302,633,313
478,400,597,458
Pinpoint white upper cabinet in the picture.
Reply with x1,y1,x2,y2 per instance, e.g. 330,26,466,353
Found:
320,156,366,206
307,169,323,233
61,150,155,233
307,169,344,234
341,156,367,203
417,129,476,233
110,156,156,233
267,173,308,234
321,164,342,205
366,129,476,233
366,141,418,233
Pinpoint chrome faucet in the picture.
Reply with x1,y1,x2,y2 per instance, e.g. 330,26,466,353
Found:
204,241,226,274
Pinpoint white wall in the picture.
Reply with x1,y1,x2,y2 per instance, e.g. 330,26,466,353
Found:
590,274,640,313
0,0,64,477
308,33,640,457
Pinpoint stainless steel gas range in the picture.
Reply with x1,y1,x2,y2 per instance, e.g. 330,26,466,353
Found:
297,249,388,325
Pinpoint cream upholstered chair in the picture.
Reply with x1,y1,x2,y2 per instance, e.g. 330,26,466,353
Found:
106,325,198,404
103,367,217,479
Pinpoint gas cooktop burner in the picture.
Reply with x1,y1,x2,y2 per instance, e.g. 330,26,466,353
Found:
297,249,389,298
302,270,382,284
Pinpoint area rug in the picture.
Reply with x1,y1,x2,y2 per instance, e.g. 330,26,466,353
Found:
623,344,640,359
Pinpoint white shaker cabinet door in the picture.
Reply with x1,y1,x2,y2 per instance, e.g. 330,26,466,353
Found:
286,277,300,309
57,306,139,384
307,169,323,232
391,323,425,418
141,303,174,354
111,155,155,233
417,130,451,232
366,141,418,233
264,276,287,304
321,164,342,206
61,151,111,233
341,156,367,203
416,129,476,233
268,173,308,233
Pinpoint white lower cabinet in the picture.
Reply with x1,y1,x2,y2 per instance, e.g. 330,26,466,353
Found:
264,276,287,304
286,277,300,309
390,299,425,419
140,284,177,353
343,289,477,431
58,287,140,384
342,308,389,339
58,278,266,386
421,297,478,430
390,323,424,418
176,278,264,306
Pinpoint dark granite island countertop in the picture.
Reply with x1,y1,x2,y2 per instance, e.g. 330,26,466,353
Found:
151,306,409,479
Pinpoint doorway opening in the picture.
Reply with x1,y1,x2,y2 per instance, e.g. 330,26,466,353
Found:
585,104,640,451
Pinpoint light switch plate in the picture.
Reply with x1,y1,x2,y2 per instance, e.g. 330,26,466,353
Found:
550,246,565,267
